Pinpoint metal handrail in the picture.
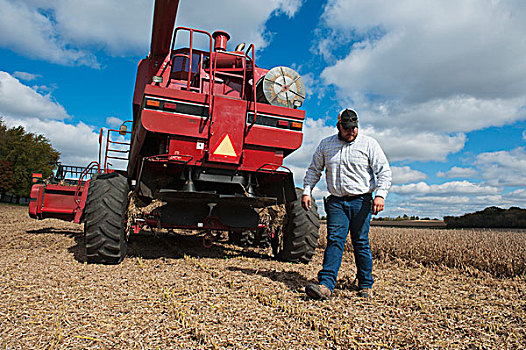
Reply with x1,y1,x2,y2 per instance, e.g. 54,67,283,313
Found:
171,27,214,97
245,44,257,123
104,128,131,172
256,163,292,174
73,161,99,207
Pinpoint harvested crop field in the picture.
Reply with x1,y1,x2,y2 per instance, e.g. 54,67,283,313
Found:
1,203,525,349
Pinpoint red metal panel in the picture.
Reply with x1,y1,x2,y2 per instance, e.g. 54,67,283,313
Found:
208,96,246,164
250,101,306,120
168,137,206,163
40,184,80,221
145,85,210,105
241,147,284,170
142,109,210,138
244,126,303,150
28,184,43,219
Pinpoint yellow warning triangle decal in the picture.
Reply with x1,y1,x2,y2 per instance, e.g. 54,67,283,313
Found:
213,134,237,157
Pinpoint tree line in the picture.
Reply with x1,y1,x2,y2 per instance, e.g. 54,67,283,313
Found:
0,119,60,203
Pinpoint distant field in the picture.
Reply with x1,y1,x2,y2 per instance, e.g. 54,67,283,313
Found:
370,219,446,228
320,223,526,278
319,219,447,228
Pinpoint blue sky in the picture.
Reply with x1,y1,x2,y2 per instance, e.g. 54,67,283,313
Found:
1,0,525,218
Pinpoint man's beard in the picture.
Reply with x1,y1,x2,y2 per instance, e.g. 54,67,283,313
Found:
338,130,355,143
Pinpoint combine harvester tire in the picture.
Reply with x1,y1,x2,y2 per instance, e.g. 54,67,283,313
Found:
275,188,320,263
84,173,129,264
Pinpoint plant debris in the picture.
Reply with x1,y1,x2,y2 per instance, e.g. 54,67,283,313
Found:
1,204,525,349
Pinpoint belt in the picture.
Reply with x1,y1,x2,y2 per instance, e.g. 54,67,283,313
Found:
331,193,372,200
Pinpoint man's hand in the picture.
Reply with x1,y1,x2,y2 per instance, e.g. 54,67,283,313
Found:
301,194,311,211
372,196,385,215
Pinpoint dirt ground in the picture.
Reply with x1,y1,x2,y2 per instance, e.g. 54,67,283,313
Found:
1,204,525,349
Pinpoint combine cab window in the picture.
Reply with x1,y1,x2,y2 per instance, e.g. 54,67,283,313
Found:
171,50,201,80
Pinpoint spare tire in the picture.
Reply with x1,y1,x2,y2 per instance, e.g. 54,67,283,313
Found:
274,188,320,263
84,172,129,264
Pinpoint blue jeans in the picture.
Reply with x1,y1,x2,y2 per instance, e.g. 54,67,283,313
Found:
318,194,373,291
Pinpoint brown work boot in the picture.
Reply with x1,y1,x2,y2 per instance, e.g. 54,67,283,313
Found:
305,283,332,300
357,288,373,299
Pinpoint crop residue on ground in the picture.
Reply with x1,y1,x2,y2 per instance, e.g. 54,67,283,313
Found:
1,204,525,349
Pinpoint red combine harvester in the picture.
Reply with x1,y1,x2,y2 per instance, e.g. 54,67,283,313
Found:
29,0,320,264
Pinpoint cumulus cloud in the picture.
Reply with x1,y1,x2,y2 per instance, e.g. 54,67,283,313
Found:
475,147,526,187
0,71,110,168
437,166,478,179
0,71,69,120
395,192,525,218
361,126,465,162
391,166,426,185
320,0,526,102
176,0,304,51
3,114,129,170
507,188,526,200
0,0,304,66
3,116,99,166
382,189,524,219
391,180,499,196
0,0,99,67
316,0,526,163
411,195,470,205
361,96,525,134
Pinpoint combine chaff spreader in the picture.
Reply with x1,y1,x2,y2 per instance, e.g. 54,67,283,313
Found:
29,0,320,264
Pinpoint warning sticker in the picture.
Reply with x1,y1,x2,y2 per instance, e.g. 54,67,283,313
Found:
212,134,237,157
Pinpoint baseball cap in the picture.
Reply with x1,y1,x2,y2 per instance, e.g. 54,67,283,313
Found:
338,108,358,129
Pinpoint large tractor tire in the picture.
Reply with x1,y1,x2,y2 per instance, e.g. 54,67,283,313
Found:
274,188,320,263
229,230,253,246
252,227,270,248
84,173,129,264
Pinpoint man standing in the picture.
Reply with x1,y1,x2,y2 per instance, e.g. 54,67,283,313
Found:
302,108,391,300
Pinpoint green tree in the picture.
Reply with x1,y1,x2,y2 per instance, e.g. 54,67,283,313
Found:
0,119,60,200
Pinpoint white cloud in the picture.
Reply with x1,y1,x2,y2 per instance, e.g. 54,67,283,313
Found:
49,0,153,56
3,116,99,166
391,166,426,185
523,130,526,141
361,126,465,162
0,0,99,67
0,71,119,168
316,0,526,163
3,115,130,170
391,180,499,196
12,71,41,81
0,0,304,66
507,188,526,200
0,71,69,120
176,0,304,51
106,116,123,127
411,195,470,205
475,147,526,187
361,96,525,134
320,0,526,103
437,166,478,179
383,191,525,218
